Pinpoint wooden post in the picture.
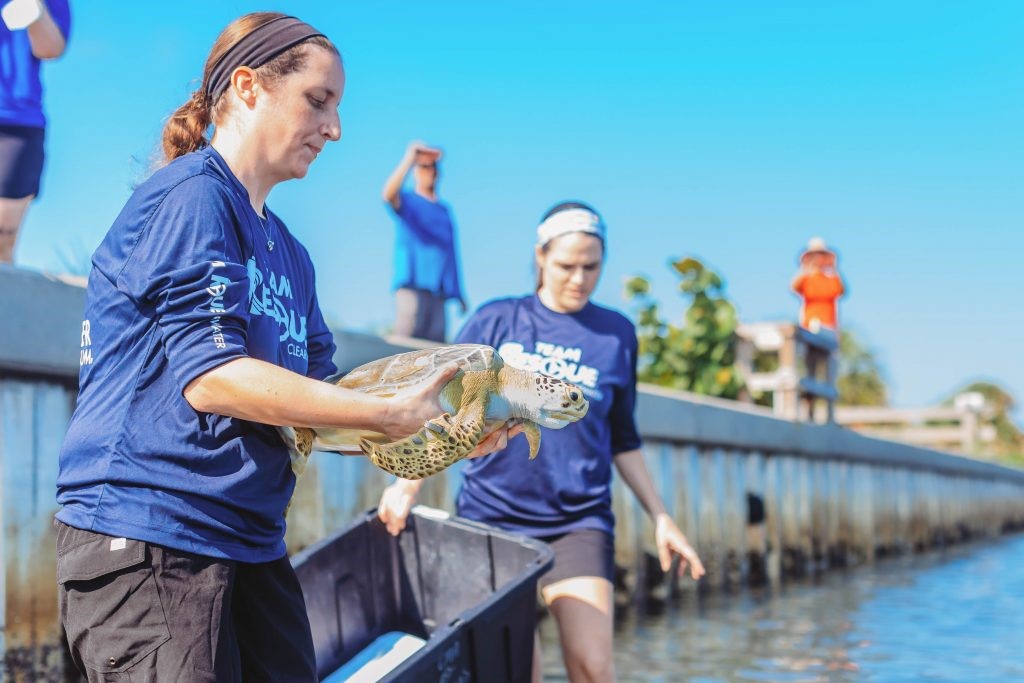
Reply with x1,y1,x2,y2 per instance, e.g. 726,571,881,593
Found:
796,458,814,572
822,460,841,567
744,452,768,584
674,444,702,594
851,463,875,563
698,449,726,589
834,460,853,565
777,456,802,575
721,451,747,585
777,327,798,420
809,459,829,568
763,455,783,586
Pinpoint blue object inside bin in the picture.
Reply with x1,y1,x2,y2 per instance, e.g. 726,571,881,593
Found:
323,631,426,683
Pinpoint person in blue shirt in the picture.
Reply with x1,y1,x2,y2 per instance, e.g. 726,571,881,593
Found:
0,0,70,263
381,140,467,341
54,13,507,682
379,201,705,683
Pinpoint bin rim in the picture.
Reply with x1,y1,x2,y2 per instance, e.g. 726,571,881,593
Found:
290,507,555,572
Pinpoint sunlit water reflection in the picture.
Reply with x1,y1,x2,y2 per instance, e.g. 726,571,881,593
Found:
539,533,1024,682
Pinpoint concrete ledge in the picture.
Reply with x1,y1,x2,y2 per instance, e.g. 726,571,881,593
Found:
637,384,1024,482
0,266,86,380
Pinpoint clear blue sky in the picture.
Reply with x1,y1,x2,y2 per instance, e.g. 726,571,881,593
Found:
17,2,1024,417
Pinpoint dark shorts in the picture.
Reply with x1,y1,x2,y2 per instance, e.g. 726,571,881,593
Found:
394,287,447,342
0,124,44,198
55,519,317,682
537,528,615,590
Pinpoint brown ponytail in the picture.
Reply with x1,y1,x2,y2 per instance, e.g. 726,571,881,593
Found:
161,90,213,162
159,12,339,163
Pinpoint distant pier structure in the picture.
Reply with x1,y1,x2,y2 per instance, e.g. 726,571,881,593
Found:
3,267,1024,680
733,320,997,455
735,321,839,423
835,393,995,455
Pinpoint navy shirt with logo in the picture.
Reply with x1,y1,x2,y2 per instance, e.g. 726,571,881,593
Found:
455,294,641,537
56,146,336,562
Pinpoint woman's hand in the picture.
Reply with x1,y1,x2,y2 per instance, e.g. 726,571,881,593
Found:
381,364,460,440
654,513,705,580
465,421,526,459
376,421,524,536
377,478,422,536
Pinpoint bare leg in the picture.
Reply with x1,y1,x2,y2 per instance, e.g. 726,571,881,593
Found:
393,287,419,337
541,577,615,683
0,196,33,264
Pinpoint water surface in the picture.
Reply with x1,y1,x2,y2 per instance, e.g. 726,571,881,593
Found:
539,533,1024,682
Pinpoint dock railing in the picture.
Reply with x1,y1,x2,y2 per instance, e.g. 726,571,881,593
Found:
736,321,839,423
835,393,994,455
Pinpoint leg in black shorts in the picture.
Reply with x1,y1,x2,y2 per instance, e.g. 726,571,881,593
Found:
537,528,615,591
55,520,317,683
0,124,44,262
0,124,44,199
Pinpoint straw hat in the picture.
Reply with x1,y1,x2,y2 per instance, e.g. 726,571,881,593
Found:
800,236,837,265
805,237,833,254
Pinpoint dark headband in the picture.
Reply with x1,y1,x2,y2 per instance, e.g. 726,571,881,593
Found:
205,16,326,101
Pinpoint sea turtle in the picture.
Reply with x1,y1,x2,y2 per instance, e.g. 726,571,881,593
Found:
279,344,589,480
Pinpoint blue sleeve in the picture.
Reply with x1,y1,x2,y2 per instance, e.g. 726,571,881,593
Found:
392,190,413,221
610,331,642,455
117,176,250,392
43,0,71,41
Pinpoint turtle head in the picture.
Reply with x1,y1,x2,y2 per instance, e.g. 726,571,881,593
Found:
522,374,590,429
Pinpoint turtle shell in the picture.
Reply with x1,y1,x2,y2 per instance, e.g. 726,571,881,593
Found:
299,344,504,456
330,343,501,397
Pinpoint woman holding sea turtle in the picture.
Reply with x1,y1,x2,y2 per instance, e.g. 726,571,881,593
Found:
379,201,705,682
53,12,510,681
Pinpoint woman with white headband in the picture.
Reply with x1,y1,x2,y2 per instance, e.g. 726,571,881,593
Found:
380,200,704,682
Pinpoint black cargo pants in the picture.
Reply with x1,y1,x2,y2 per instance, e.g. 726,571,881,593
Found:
55,519,317,682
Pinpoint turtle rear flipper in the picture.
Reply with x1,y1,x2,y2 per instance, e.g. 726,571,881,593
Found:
280,426,317,478
362,403,486,479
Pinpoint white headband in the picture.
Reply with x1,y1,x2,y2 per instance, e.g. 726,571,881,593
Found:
536,208,606,247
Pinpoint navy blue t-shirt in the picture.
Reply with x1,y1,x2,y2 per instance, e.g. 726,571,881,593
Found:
56,146,337,562
455,295,641,537
390,190,463,300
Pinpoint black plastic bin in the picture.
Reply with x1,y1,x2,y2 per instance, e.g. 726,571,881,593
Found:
291,508,554,682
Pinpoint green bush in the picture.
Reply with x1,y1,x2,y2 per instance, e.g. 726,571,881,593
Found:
625,257,743,399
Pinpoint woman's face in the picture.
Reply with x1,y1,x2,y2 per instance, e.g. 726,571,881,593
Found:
536,232,604,313
413,161,438,192
255,47,345,182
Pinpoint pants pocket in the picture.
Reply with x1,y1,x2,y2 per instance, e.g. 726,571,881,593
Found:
57,524,171,674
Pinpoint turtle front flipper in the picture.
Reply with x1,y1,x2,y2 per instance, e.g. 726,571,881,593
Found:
361,402,487,479
521,421,541,459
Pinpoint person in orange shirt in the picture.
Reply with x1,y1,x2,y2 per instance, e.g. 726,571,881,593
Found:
791,237,844,331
